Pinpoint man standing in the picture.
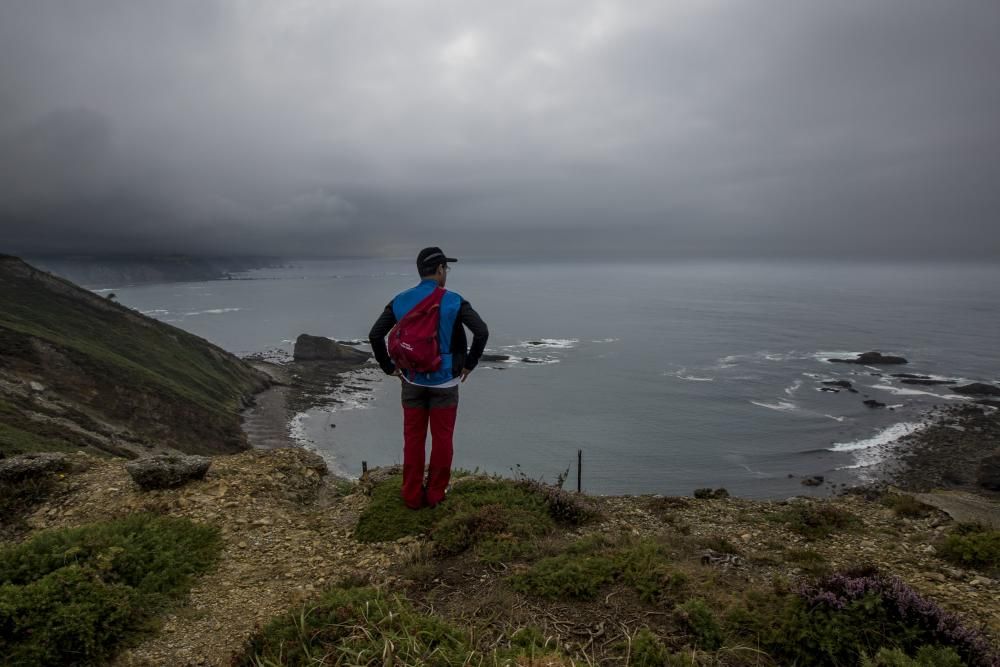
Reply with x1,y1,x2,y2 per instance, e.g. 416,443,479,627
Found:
368,247,489,509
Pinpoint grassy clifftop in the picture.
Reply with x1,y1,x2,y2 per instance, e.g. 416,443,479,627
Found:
0,255,269,457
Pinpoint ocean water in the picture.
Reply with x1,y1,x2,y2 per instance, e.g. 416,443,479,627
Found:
101,259,1000,498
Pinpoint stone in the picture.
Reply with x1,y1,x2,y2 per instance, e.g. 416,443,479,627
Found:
29,381,45,392
480,354,511,362
951,382,1000,397
125,454,212,490
801,475,825,487
822,380,853,389
828,351,908,365
977,451,1000,491
0,452,71,482
293,334,371,363
863,399,887,409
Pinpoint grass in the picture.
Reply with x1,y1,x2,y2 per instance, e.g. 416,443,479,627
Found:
232,585,569,666
510,535,686,603
354,474,591,558
882,494,935,519
0,514,220,665
0,257,266,454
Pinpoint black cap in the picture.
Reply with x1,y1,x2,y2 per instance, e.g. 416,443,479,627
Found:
417,247,458,273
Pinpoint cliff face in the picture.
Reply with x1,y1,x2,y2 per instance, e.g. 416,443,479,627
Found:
0,255,270,458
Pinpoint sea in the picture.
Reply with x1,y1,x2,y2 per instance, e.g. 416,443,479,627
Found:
96,259,1000,499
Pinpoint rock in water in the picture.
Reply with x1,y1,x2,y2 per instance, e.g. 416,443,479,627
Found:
863,399,887,409
951,383,1000,397
126,454,212,490
293,334,371,363
822,380,853,389
480,354,511,362
801,475,825,487
0,452,71,482
978,452,1000,491
828,351,908,365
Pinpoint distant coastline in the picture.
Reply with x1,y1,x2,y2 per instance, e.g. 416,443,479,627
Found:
27,254,281,288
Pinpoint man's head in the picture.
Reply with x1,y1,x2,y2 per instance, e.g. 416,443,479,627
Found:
416,247,457,286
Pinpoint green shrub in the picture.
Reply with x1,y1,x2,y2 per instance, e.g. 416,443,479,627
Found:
741,569,997,666
0,514,220,665
511,537,685,603
773,503,859,539
938,523,1000,572
233,585,566,666
629,627,671,667
675,598,723,650
784,548,831,575
510,552,617,600
693,488,729,500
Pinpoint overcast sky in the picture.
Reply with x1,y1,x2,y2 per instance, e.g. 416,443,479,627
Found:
1,1,998,259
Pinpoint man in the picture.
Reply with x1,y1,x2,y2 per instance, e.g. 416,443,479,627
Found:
368,247,489,509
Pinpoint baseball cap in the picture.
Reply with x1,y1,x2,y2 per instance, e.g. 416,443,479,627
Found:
417,247,458,272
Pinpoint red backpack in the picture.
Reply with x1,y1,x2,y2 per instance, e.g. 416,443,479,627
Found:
388,287,446,373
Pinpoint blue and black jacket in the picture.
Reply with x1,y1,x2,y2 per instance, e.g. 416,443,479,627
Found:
368,279,489,386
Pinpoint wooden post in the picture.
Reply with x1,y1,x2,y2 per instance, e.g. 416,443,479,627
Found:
577,449,582,493
362,460,368,475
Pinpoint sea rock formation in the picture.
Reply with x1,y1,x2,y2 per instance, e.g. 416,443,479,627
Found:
828,351,908,365
125,454,212,490
293,334,372,363
863,399,887,409
951,383,1000,397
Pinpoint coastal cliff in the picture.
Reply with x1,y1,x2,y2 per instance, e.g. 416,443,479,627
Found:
0,255,270,458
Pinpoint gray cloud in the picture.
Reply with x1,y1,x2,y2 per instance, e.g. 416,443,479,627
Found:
1,0,998,259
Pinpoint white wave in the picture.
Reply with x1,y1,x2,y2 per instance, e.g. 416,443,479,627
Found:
666,368,714,382
813,350,866,363
784,379,803,396
182,307,242,316
870,384,968,400
141,309,170,315
591,337,620,343
288,411,315,446
887,404,904,409
92,288,120,293
801,372,822,379
750,400,798,413
823,414,846,422
830,422,924,453
517,357,560,365
518,338,578,349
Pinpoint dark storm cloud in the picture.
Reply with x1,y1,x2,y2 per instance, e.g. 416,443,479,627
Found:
1,0,998,259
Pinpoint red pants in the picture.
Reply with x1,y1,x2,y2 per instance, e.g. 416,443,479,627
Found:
401,383,458,509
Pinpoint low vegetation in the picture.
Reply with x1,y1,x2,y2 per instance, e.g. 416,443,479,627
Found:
233,585,569,666
771,502,860,539
353,474,594,554
882,493,935,519
938,522,1000,573
0,514,220,664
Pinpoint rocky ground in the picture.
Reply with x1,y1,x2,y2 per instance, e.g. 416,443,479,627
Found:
8,445,999,665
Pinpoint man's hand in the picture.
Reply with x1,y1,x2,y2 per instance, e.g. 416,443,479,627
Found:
391,367,404,382
460,368,473,383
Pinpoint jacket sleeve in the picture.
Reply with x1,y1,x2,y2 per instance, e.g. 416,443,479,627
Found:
368,302,397,374
459,300,489,370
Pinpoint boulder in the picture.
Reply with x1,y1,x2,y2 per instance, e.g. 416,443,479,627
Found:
125,454,212,490
950,383,1000,397
480,354,511,362
801,475,825,487
0,452,71,483
822,380,853,389
863,399,887,409
293,334,371,363
828,351,908,365
978,452,1000,491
